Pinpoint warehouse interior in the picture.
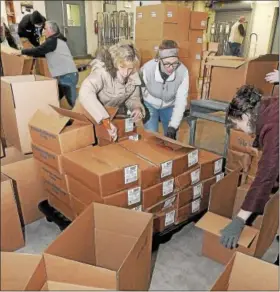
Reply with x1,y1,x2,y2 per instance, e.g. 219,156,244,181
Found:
0,0,279,291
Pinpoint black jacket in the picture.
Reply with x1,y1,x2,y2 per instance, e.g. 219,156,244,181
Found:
18,11,46,47
22,33,67,58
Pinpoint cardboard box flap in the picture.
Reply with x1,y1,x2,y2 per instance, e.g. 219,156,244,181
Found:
250,54,279,62
50,105,90,123
43,281,106,290
196,212,259,248
208,169,240,219
29,110,70,135
255,192,279,258
106,106,119,120
206,59,247,68
1,46,32,60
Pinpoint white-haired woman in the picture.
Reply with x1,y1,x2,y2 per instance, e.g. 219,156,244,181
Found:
78,41,145,141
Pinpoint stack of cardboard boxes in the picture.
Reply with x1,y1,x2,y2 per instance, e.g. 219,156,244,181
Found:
135,3,208,105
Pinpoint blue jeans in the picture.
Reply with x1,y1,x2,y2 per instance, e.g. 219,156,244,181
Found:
57,72,79,107
144,101,174,135
228,42,241,57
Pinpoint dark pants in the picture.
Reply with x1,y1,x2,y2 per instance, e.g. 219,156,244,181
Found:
228,42,241,57
57,72,79,108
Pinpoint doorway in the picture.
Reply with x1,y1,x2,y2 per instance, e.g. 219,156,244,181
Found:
45,0,88,58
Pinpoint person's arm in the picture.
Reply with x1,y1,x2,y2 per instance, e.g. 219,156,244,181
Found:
78,70,110,124
168,71,189,129
241,127,279,214
238,23,246,37
21,37,57,57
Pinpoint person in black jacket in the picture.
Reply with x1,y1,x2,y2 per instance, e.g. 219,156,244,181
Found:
18,10,46,47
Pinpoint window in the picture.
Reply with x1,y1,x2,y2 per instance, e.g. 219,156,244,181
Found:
66,4,81,27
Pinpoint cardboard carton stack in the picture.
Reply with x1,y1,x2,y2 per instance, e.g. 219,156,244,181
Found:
135,3,208,106
196,170,279,265
28,105,96,220
226,129,262,185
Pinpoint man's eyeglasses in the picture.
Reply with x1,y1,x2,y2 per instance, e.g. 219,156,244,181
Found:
161,60,180,69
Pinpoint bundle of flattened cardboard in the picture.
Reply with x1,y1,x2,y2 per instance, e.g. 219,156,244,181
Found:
226,128,262,185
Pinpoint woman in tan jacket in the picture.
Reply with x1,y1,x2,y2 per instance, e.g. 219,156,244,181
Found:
78,41,145,141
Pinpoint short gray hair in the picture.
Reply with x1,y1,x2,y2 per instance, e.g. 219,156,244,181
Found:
45,20,60,34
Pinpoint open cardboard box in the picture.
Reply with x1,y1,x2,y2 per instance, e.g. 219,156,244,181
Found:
208,54,279,102
73,101,137,143
1,252,42,291
40,281,106,291
226,149,252,174
43,203,153,291
119,133,198,179
29,105,95,154
1,46,34,76
1,174,25,252
196,170,279,264
2,158,46,225
211,252,279,291
62,144,160,196
35,58,52,78
1,75,59,154
229,129,257,156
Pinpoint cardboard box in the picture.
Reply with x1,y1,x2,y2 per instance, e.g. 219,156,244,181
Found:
136,3,178,24
35,58,52,77
1,46,34,76
208,42,219,53
154,208,176,233
29,105,95,154
40,281,106,291
142,177,175,210
40,163,69,193
190,11,208,30
208,55,279,102
48,192,75,221
1,174,25,251
189,30,204,44
44,203,153,291
188,43,203,61
211,252,279,291
181,58,201,78
1,75,59,154
196,170,279,264
175,164,201,190
44,179,70,205
1,158,46,225
32,143,63,174
226,149,252,173
146,194,177,214
199,150,223,181
119,134,198,179
0,139,5,158
63,144,159,196
177,7,191,41
0,146,30,166
229,129,257,156
0,252,42,291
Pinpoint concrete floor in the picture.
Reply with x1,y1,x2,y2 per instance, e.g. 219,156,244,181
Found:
17,217,278,290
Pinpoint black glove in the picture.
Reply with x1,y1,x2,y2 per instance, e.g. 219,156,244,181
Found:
220,217,245,249
166,127,177,140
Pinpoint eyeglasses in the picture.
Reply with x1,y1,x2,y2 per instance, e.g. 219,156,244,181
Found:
161,60,180,69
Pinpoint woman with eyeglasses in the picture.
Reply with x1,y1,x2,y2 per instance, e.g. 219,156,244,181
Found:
140,40,189,139
220,85,278,250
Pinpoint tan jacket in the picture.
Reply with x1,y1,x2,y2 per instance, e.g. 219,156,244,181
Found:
78,59,145,123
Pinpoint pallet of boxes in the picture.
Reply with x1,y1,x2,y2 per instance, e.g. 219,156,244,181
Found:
135,3,208,105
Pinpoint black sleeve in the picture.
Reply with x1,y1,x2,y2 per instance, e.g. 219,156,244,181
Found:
238,24,246,37
21,37,57,57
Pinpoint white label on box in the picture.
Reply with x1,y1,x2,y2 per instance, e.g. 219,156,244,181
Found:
167,11,173,17
214,159,223,174
192,199,201,213
195,54,201,60
165,210,176,226
153,46,159,51
191,168,201,185
127,187,141,206
124,165,138,184
162,178,174,196
137,13,143,19
201,20,206,27
188,149,199,167
163,196,176,209
161,160,173,178
193,183,203,200
132,205,142,212
216,173,225,182
151,11,157,18
129,134,139,141
197,37,203,44
125,118,134,133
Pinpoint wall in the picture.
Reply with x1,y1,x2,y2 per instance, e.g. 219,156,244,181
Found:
249,0,279,57
1,1,8,23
